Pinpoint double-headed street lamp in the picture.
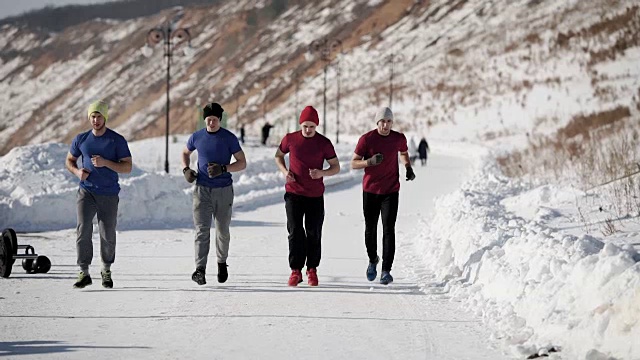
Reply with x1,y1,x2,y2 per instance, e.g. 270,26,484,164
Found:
385,53,405,109
308,38,342,137
141,20,193,173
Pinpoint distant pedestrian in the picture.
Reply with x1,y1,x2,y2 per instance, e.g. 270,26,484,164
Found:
239,124,246,144
65,100,132,289
418,137,429,166
182,102,247,286
275,106,340,286
350,107,415,285
261,122,273,145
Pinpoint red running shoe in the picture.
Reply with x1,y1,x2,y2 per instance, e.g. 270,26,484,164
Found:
288,269,303,286
306,268,318,286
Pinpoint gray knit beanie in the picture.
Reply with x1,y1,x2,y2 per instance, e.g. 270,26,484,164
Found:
374,107,393,122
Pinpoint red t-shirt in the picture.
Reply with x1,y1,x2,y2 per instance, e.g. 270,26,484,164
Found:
279,131,337,197
354,129,408,194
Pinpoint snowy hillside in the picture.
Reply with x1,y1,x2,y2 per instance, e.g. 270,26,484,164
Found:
0,0,638,158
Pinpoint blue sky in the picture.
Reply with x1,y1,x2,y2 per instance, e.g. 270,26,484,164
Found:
0,0,117,20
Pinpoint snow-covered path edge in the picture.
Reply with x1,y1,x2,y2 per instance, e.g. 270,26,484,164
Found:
410,143,640,360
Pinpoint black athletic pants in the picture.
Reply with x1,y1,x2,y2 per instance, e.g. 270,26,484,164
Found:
363,191,399,272
285,192,324,270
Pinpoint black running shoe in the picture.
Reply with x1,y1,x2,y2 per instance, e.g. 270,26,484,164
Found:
192,267,206,285
101,270,113,288
380,271,394,285
73,272,92,288
366,256,379,281
217,262,228,283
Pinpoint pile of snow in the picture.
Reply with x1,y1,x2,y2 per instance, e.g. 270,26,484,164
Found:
501,185,585,221
413,155,640,359
0,139,360,231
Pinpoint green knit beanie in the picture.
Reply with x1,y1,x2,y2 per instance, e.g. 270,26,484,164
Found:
87,100,109,121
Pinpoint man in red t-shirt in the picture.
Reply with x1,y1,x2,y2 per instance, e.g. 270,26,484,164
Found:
275,105,341,286
351,107,416,285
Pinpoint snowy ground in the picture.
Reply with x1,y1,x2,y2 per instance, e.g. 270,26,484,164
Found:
0,142,511,359
1,135,639,359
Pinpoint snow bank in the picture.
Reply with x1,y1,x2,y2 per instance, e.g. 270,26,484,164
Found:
414,157,640,360
0,142,361,231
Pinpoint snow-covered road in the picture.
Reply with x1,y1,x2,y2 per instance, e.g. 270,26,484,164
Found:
0,153,508,359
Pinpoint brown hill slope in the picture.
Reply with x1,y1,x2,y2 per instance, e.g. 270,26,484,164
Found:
0,0,638,155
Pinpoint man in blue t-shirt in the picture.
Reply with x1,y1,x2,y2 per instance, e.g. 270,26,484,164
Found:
65,100,132,289
181,102,247,285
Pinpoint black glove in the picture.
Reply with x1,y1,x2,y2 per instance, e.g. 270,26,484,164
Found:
207,162,227,178
366,153,384,166
406,166,416,181
183,167,197,183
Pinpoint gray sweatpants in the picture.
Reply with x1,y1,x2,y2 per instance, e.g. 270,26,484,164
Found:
193,184,234,269
76,188,119,271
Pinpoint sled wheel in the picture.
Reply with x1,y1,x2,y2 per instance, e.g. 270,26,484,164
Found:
3,228,18,265
0,235,12,278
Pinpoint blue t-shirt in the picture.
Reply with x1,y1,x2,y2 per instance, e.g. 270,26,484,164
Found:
186,128,242,188
69,128,132,196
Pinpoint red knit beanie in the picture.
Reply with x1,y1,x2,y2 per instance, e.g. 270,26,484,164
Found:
299,106,319,125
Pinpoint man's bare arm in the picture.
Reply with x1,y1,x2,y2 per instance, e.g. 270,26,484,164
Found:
274,148,289,176
351,153,368,170
227,150,247,172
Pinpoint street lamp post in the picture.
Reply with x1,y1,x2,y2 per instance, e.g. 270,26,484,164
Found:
308,38,342,136
235,92,240,124
232,87,243,125
385,53,405,109
292,69,301,132
335,60,341,144
141,20,192,173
